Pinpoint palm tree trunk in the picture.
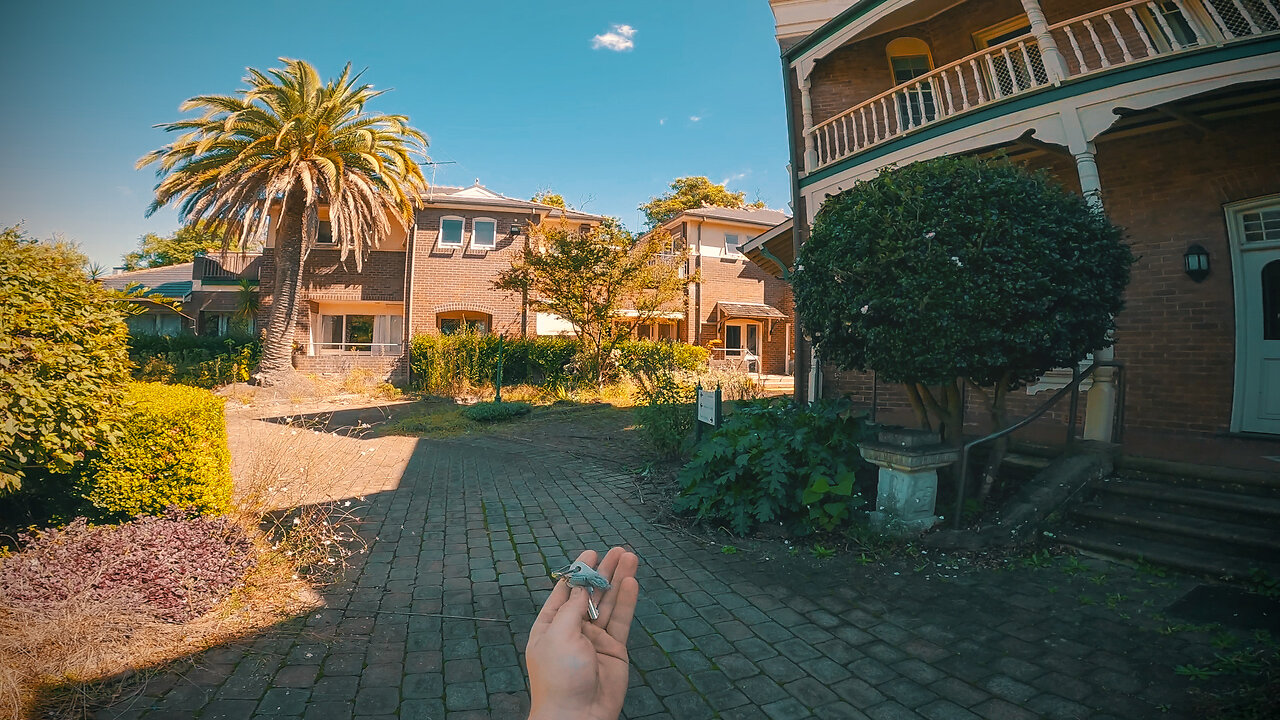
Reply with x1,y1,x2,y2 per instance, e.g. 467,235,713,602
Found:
256,187,307,385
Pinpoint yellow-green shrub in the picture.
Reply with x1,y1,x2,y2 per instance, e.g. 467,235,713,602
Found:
87,383,233,516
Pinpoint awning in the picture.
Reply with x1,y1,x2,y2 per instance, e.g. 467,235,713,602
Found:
711,301,789,338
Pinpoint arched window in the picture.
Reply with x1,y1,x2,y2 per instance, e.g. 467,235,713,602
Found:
885,38,936,127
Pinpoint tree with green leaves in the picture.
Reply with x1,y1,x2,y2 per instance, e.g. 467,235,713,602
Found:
137,58,429,385
493,220,693,387
793,156,1133,502
0,223,132,493
639,176,765,228
531,190,567,209
122,222,230,270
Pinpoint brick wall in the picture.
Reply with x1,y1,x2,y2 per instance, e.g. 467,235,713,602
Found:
407,207,540,338
293,354,408,381
820,108,1280,436
693,255,796,376
259,249,408,347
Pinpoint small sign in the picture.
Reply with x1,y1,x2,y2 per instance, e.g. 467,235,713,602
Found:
697,386,721,427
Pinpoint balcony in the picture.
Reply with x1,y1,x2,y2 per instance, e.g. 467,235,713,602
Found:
806,0,1280,171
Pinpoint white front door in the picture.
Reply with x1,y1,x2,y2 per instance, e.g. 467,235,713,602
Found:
1230,197,1280,434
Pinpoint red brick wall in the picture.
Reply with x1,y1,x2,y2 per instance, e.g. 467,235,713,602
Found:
293,354,408,381
407,207,540,338
693,255,796,376
820,108,1280,436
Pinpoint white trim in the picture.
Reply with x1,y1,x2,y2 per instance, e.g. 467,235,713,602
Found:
471,217,498,250
1228,193,1280,433
438,215,465,248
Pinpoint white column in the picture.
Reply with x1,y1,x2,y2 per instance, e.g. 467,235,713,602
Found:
1020,0,1071,83
800,70,818,172
1069,136,1118,441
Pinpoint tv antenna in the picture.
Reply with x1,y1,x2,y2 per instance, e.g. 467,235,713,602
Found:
420,160,457,200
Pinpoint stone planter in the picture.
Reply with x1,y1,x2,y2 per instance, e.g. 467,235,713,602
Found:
858,428,959,534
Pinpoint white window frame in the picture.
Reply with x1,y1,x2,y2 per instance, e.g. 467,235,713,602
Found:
471,217,498,250
724,233,743,257
438,216,465,248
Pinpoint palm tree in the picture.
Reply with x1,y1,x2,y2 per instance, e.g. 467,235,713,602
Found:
138,58,428,384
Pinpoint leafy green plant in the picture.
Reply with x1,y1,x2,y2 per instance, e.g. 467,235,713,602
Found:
674,398,870,535
1,227,132,494
87,383,233,517
128,334,260,388
461,401,533,424
1175,664,1224,681
720,545,738,555
810,544,836,560
1021,549,1053,568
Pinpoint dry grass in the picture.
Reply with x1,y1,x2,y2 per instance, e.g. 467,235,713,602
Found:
0,400,392,719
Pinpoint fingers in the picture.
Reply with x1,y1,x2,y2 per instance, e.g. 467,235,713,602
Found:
605,575,640,646
593,548,639,628
549,585,590,635
533,549,597,628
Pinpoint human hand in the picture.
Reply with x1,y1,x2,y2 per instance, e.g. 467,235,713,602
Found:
526,547,641,720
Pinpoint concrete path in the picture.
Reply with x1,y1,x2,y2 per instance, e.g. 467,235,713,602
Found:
100,408,1229,720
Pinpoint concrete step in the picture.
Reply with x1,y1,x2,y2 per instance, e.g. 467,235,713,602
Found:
1091,477,1280,525
1057,527,1280,580
1070,501,1280,555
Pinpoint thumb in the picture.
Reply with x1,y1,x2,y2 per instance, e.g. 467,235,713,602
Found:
550,585,589,634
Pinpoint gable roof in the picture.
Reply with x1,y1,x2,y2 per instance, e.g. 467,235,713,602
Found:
420,182,605,222
98,263,194,299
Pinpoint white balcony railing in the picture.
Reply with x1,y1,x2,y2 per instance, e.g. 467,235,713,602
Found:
807,0,1280,170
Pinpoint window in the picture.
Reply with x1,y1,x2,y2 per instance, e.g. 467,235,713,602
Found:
316,220,334,245
886,37,937,128
437,311,491,335
1243,209,1280,243
472,218,497,250
439,216,464,247
317,314,401,353
972,19,1046,96
724,233,742,257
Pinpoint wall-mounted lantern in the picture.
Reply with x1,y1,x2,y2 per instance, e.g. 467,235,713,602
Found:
1184,244,1210,283
508,222,521,238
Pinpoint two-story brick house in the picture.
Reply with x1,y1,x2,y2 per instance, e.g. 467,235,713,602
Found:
758,0,1280,460
258,183,605,379
649,206,797,376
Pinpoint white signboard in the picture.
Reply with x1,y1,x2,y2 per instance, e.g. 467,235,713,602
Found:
697,387,720,426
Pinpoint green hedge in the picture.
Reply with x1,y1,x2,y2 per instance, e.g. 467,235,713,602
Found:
128,335,260,389
87,383,233,517
408,332,580,395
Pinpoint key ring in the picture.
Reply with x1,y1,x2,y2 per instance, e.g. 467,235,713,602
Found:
551,561,611,620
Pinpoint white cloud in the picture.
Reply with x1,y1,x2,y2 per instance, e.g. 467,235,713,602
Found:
720,171,749,185
592,24,636,52
659,118,666,125
689,115,702,123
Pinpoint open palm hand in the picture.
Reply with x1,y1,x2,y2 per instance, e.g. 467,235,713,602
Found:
526,547,641,720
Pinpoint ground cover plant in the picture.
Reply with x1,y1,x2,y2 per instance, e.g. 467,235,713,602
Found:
675,398,872,535
462,401,533,423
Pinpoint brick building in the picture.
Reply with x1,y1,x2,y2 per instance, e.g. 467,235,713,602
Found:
651,207,797,376
258,183,605,379
752,0,1280,458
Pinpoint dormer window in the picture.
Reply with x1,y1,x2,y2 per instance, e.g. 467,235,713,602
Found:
472,218,497,250
439,216,464,248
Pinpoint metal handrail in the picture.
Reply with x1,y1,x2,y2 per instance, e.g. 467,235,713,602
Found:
951,361,1124,529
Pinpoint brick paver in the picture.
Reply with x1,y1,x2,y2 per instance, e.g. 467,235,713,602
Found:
100,407,1224,719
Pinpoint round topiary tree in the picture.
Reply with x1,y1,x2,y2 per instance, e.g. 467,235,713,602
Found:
0,225,132,494
793,156,1133,501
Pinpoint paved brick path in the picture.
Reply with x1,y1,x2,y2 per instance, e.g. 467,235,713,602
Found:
102,414,1223,720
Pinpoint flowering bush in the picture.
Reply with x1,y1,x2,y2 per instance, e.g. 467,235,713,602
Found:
0,509,255,623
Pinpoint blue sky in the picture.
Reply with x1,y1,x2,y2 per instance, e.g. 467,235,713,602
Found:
0,1,791,267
